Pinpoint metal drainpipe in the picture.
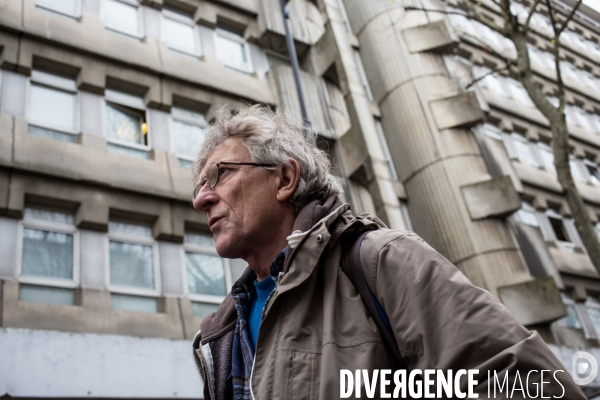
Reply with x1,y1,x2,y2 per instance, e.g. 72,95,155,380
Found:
278,0,315,145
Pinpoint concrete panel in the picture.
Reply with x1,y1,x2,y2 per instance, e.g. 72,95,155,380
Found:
80,230,107,289
0,114,13,166
429,91,484,130
81,0,100,18
12,125,175,199
550,242,599,278
0,31,21,72
461,175,521,220
21,0,163,76
148,108,171,152
144,6,162,40
2,280,184,338
498,276,566,326
0,0,22,31
0,71,26,118
402,20,458,53
0,217,18,279
513,162,563,193
160,242,184,296
198,25,216,58
0,327,202,398
80,91,103,137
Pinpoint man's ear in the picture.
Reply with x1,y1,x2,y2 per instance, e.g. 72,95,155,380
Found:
276,158,301,202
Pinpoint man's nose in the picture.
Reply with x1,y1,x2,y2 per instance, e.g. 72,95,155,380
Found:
193,185,219,211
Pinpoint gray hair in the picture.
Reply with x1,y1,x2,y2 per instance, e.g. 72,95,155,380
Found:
192,105,342,213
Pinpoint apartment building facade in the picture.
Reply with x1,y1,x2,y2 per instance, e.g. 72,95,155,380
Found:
1,0,599,397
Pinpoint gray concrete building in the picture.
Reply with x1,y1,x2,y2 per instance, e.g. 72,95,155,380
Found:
1,0,600,397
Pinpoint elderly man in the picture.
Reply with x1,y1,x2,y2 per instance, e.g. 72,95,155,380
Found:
191,105,585,400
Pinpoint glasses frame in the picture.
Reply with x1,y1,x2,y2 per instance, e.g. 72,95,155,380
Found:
193,161,276,199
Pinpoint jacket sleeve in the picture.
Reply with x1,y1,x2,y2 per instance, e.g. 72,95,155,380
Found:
360,229,586,399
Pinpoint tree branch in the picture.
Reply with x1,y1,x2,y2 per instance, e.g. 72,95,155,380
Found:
556,0,583,37
466,65,511,89
523,0,542,33
546,0,565,111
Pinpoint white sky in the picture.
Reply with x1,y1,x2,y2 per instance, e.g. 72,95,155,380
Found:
582,0,600,13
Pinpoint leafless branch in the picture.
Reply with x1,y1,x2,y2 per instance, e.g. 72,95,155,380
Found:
556,0,583,37
545,0,558,35
466,65,510,89
523,0,542,32
545,0,565,110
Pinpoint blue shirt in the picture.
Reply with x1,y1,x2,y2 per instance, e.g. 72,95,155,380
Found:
248,276,277,350
247,248,287,350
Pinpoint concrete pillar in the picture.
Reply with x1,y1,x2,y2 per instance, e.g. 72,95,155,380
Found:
342,0,531,295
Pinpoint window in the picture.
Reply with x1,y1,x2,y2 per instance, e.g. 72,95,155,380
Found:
554,292,582,329
513,201,539,227
354,50,373,101
585,297,600,338
400,201,413,231
546,208,571,242
103,0,143,39
184,230,230,318
171,107,207,168
104,89,149,159
473,66,509,97
506,79,534,107
215,27,252,73
17,206,79,305
162,7,198,56
374,118,397,180
28,70,79,143
584,158,600,185
36,0,80,17
511,133,540,167
107,219,159,312
570,157,588,183
537,142,555,173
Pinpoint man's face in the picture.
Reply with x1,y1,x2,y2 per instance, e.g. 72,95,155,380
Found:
192,137,282,259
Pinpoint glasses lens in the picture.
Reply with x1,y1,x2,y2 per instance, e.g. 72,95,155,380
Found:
207,162,219,188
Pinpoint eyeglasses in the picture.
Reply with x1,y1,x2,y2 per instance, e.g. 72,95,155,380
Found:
193,161,276,199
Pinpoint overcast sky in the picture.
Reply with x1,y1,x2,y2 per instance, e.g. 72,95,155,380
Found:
582,0,600,13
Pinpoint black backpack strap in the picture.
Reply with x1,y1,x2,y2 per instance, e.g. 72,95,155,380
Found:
340,230,409,371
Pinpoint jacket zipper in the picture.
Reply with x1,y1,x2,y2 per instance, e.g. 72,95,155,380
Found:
193,330,215,400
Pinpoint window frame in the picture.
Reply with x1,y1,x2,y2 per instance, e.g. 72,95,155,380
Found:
105,223,161,297
16,210,80,289
353,49,373,101
26,70,80,138
162,8,199,57
584,158,600,186
102,0,145,40
182,236,232,305
170,107,208,166
374,118,398,180
214,28,253,74
510,132,541,168
36,0,82,18
103,89,151,154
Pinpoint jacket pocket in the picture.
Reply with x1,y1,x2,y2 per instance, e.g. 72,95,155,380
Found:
290,350,321,400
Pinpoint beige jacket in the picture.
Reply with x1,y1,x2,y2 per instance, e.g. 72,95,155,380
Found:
193,197,585,399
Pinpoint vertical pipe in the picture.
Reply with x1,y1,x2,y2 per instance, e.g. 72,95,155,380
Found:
279,0,315,144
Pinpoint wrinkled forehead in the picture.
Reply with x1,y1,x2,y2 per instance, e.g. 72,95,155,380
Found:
198,137,251,180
